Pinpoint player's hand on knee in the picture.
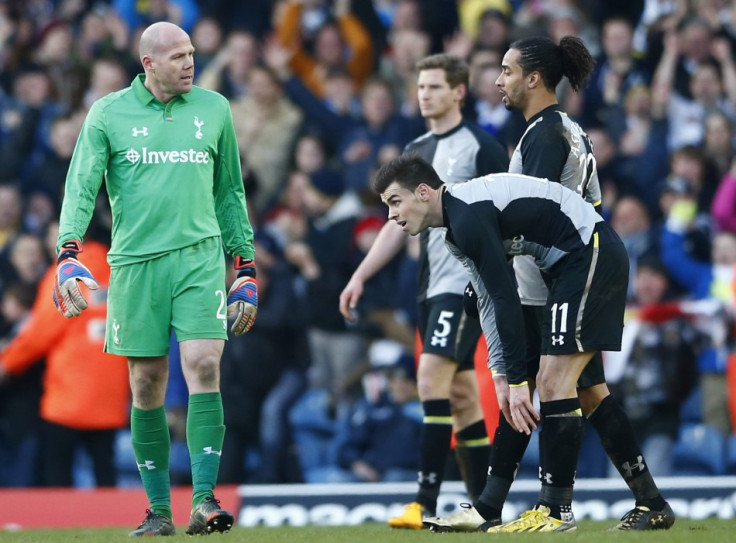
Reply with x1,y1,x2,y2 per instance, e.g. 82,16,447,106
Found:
509,382,539,435
227,257,258,335
53,240,99,318
492,373,517,430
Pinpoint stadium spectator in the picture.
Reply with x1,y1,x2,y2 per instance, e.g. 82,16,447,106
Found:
458,1,512,46
23,114,82,210
112,0,201,34
0,66,66,183
711,156,736,233
652,25,736,151
73,6,132,67
265,41,420,198
606,255,700,476
473,8,512,52
583,16,651,128
378,28,431,118
470,62,512,140
661,195,736,437
659,147,715,259
3,232,47,290
293,132,330,176
82,58,129,110
196,29,259,99
603,83,670,217
583,126,633,217
189,17,225,74
331,342,422,483
0,236,129,487
274,0,374,99
219,242,310,484
610,195,660,299
230,63,303,219
288,168,365,417
702,110,735,183
0,279,41,488
0,184,23,254
33,20,88,112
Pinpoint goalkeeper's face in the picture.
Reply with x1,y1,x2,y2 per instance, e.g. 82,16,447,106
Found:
146,28,195,99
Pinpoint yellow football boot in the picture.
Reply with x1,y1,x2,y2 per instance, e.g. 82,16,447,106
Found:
486,505,576,533
387,502,426,529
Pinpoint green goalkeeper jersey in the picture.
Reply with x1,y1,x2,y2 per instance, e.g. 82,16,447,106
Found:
58,74,254,266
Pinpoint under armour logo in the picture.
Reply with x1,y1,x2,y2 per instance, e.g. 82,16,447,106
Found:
417,471,437,485
622,456,646,478
113,320,121,345
430,335,448,347
194,116,204,139
137,460,156,471
551,334,565,346
465,286,475,299
540,468,553,485
203,446,222,456
132,127,148,137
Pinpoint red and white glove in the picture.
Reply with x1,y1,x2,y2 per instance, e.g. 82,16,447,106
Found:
53,240,99,318
227,256,258,335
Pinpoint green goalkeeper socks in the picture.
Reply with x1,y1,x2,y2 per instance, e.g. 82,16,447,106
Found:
131,405,172,520
187,392,226,508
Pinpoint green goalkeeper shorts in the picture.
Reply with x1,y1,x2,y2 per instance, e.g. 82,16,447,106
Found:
105,236,227,356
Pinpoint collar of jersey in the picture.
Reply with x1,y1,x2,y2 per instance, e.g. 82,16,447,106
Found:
527,103,561,125
433,120,466,140
131,74,190,107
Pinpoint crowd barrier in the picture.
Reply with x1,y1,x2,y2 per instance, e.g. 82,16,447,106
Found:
3,477,735,530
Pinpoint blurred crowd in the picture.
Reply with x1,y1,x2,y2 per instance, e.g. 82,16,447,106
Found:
1,0,736,488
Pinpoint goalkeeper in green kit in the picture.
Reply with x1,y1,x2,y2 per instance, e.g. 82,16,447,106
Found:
53,22,257,536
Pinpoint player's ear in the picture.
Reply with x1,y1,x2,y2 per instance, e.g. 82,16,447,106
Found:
453,82,467,103
416,183,430,201
528,71,541,89
141,54,154,73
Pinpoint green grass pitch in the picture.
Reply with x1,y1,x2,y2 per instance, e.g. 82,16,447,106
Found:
2,519,735,543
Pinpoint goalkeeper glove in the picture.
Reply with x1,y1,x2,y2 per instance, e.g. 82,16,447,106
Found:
227,256,258,335
53,240,99,318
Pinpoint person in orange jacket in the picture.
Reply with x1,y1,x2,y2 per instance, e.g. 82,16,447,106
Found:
0,238,129,487
275,0,374,98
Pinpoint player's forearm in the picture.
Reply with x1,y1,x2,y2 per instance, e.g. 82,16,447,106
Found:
57,194,97,251
350,220,406,282
57,117,108,249
214,114,255,259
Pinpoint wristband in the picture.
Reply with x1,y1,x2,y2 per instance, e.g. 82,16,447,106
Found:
58,240,83,263
509,380,528,388
234,256,256,278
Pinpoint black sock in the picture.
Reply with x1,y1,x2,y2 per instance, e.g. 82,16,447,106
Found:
538,398,583,514
415,399,453,515
475,413,530,519
454,419,491,502
544,503,573,521
587,395,666,510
